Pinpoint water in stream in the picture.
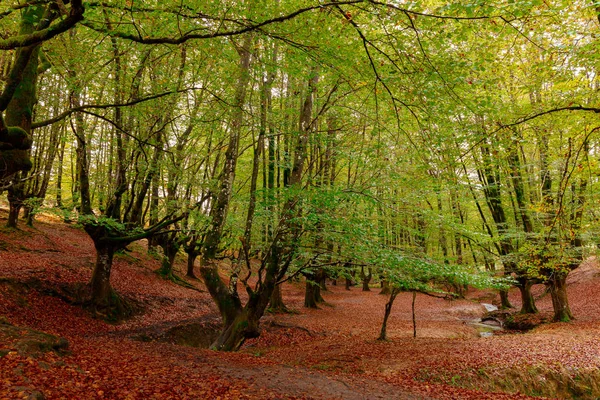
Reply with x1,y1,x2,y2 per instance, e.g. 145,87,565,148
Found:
471,303,502,337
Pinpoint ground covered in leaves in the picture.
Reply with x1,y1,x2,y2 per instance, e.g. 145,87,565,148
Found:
2,212,600,399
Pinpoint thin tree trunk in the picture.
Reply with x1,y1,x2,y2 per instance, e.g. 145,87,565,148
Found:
412,291,417,338
147,174,160,254
378,288,400,341
56,136,66,208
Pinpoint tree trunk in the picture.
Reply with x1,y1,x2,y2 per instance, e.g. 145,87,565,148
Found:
68,50,93,216
345,264,354,290
412,291,417,338
186,251,198,278
199,36,251,332
380,279,391,295
517,278,538,314
211,275,275,351
211,309,258,351
319,272,328,291
90,243,116,308
378,288,400,341
157,244,178,278
549,274,573,322
147,174,160,254
361,266,372,291
156,231,181,279
345,277,352,290
304,273,323,308
499,290,513,309
268,283,287,313
7,203,21,228
6,183,22,228
56,136,66,209
24,204,34,227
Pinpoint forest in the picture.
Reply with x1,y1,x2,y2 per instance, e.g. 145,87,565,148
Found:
1,0,600,399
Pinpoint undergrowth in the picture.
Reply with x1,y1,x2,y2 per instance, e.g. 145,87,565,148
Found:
420,363,600,399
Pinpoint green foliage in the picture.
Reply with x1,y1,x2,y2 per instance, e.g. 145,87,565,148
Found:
372,248,512,295
77,215,144,238
2,0,598,329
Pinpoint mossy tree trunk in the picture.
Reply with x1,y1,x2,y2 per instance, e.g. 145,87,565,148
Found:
361,266,372,291
85,214,184,314
304,271,324,309
548,274,572,322
89,240,118,309
517,277,538,314
200,55,319,351
186,250,199,278
210,270,275,351
156,231,182,278
499,290,513,309
6,182,24,228
158,241,180,278
3,5,50,226
268,283,287,313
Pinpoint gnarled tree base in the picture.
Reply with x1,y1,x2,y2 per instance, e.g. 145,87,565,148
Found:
86,287,141,322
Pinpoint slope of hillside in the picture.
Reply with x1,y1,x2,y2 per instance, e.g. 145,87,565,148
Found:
2,211,600,399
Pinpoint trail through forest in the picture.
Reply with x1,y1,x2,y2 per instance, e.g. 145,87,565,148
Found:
2,212,600,399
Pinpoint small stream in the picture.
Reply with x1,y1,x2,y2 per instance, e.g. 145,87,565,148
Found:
470,303,503,337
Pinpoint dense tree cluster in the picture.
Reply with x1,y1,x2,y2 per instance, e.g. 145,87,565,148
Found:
1,0,599,350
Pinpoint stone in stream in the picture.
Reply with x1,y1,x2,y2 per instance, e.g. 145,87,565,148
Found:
482,303,498,312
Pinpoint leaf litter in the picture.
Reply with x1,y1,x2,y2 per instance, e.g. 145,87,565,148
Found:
2,212,600,399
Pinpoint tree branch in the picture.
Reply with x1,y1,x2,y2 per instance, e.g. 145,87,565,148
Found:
0,0,84,50
32,87,201,128
81,1,365,45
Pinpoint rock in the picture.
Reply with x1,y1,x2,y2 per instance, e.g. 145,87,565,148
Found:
481,303,498,312
0,319,69,357
481,317,502,327
504,313,551,331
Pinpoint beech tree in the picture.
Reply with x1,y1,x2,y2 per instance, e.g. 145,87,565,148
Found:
3,0,600,345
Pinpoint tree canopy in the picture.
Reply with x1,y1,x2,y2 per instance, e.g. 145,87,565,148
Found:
1,0,600,348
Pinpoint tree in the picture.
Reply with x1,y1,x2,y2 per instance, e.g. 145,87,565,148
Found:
0,1,83,186
376,251,510,341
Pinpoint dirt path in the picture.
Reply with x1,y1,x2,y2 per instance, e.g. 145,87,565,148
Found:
99,320,429,400
209,361,429,400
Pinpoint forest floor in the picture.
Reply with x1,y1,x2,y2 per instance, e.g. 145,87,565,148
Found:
1,211,600,399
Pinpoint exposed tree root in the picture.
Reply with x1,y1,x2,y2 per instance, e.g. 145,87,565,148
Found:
155,269,202,292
